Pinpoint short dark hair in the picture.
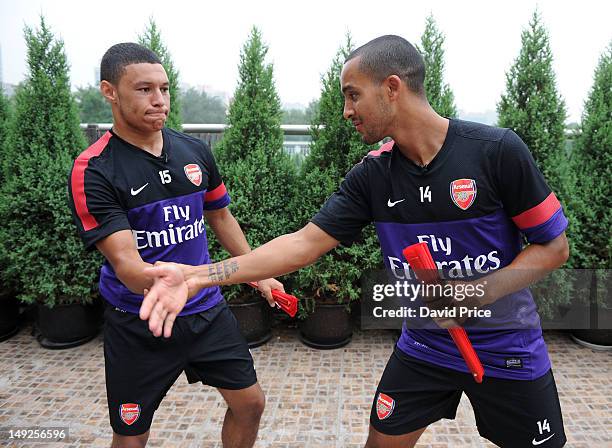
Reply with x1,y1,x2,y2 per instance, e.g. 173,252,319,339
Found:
100,42,161,85
345,35,425,96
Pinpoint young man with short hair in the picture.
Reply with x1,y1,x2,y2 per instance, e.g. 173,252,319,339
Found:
68,42,282,448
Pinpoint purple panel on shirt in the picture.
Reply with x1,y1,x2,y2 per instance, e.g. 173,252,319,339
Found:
374,210,551,380
99,190,222,315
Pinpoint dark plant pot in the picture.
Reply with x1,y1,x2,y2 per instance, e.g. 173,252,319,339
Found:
570,307,612,350
36,301,102,349
299,302,352,349
229,297,273,348
350,299,362,330
0,293,20,342
571,330,612,350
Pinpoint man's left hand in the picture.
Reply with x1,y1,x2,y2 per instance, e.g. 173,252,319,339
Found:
255,278,285,307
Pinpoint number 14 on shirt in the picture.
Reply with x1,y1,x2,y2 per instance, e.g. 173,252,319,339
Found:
419,186,431,203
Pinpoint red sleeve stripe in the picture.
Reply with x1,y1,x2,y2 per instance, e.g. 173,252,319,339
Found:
71,132,112,231
367,141,394,157
205,182,228,202
512,192,561,229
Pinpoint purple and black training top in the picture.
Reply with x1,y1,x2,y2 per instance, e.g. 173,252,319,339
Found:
68,128,228,316
312,119,567,380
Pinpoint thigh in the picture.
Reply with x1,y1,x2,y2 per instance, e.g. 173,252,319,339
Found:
104,306,185,436
465,369,566,448
184,302,257,390
370,347,463,436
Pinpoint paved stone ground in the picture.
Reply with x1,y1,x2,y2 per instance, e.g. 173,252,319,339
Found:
0,324,610,447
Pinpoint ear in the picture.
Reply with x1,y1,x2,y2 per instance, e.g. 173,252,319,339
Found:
100,80,117,104
385,75,402,101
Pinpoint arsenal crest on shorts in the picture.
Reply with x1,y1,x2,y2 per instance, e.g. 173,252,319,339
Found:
184,163,202,186
376,392,395,420
119,403,141,426
450,178,477,210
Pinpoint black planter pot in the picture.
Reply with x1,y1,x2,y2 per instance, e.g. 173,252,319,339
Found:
36,301,102,349
0,293,20,342
299,302,353,349
571,329,612,350
570,306,612,350
229,297,273,348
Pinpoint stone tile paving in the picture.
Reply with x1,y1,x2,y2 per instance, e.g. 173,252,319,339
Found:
0,325,610,447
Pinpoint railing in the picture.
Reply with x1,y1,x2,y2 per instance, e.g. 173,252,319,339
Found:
80,123,313,158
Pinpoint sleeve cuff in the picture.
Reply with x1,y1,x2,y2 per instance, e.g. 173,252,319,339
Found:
522,208,568,244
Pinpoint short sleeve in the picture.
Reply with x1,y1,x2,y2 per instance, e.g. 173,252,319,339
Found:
494,130,568,243
202,142,231,210
68,159,131,249
311,161,372,244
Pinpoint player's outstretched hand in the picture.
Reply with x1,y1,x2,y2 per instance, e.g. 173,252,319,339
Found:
141,262,189,338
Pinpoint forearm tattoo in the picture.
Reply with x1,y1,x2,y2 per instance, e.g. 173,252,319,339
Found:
208,260,239,282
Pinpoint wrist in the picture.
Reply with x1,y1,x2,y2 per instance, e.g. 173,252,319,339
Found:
183,265,205,293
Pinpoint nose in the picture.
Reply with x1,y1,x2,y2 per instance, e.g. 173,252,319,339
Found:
343,101,354,120
151,88,167,108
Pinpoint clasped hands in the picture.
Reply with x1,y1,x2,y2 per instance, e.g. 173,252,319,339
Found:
140,261,283,338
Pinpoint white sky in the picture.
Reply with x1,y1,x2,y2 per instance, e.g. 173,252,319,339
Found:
1,0,610,122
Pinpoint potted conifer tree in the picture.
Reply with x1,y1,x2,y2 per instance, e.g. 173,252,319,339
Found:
295,37,381,349
569,43,612,349
496,11,577,324
209,27,298,347
0,18,102,348
0,87,21,342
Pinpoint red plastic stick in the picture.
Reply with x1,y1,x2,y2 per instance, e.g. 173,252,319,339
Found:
402,242,484,383
247,282,298,318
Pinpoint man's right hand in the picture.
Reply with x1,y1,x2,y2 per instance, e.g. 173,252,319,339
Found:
141,262,192,338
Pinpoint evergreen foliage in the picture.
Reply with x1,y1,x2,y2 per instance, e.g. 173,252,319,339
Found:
296,35,381,316
211,27,298,301
138,17,182,130
497,11,568,187
496,11,575,316
75,85,113,123
0,17,102,306
418,14,457,117
180,87,226,124
0,87,12,288
573,43,612,269
0,87,10,159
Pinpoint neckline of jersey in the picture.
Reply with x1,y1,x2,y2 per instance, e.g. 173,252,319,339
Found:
109,128,170,161
390,118,457,176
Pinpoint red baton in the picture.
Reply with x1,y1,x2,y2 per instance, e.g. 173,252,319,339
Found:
402,242,484,383
247,282,298,318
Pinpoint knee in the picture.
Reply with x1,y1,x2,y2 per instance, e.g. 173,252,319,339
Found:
234,390,265,422
248,390,265,419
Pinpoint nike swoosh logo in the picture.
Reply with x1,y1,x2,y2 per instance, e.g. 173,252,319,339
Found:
532,433,555,445
387,198,405,207
130,183,149,196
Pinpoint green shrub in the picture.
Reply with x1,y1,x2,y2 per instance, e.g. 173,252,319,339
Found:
573,43,611,269
0,86,12,289
417,14,457,118
295,35,381,317
496,10,575,317
138,17,182,130
0,17,102,306
210,27,298,301
75,85,113,123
